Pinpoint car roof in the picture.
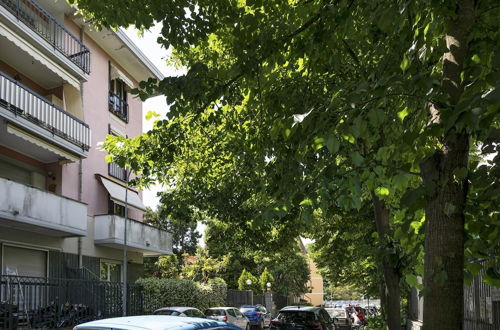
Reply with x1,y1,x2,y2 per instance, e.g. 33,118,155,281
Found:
206,307,236,310
75,315,233,330
240,305,262,308
155,307,199,313
280,306,319,312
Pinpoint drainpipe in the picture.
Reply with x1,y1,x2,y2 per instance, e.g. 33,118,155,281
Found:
78,158,83,268
77,24,85,269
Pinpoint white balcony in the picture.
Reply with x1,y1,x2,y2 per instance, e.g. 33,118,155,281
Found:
0,177,87,237
0,71,90,159
94,215,172,256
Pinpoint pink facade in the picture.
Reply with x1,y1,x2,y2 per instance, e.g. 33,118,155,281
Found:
0,0,170,287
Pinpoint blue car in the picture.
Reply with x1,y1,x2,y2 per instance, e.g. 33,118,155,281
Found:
73,315,243,330
239,305,271,329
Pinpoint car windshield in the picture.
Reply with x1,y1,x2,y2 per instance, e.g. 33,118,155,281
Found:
240,307,256,313
278,311,316,323
205,309,226,316
154,310,181,316
326,309,346,318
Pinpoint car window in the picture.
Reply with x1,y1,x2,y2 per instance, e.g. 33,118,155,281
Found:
240,307,255,313
320,310,331,322
206,309,226,316
278,311,316,323
184,310,194,317
234,309,244,317
192,309,204,318
154,310,181,316
259,307,267,313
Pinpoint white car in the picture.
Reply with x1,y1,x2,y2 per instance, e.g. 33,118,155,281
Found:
205,307,250,330
74,315,243,330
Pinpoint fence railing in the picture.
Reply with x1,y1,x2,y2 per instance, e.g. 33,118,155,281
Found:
0,0,91,73
0,71,91,151
0,275,142,329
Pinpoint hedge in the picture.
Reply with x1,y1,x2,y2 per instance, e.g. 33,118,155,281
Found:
137,277,227,313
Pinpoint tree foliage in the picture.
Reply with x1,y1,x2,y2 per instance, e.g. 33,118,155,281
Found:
73,0,500,326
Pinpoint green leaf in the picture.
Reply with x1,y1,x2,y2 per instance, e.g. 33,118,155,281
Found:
351,152,364,166
405,274,418,287
325,135,340,154
104,154,114,163
400,55,410,71
398,107,409,121
300,198,313,207
375,186,390,196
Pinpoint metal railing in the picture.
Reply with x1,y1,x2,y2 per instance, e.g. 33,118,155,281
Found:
0,71,91,151
109,161,127,181
0,275,143,328
0,0,91,73
109,91,128,122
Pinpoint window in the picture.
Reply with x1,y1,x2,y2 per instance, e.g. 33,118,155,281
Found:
107,126,127,181
2,245,47,277
109,78,128,122
100,261,121,282
108,199,126,217
227,309,236,317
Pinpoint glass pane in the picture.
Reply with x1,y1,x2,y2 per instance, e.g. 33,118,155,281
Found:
109,263,121,282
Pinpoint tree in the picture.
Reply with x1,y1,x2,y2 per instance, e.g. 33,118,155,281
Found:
259,268,274,293
237,269,260,293
205,218,310,296
74,0,500,328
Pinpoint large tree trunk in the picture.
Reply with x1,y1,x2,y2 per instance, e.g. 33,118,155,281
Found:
372,193,401,330
420,1,474,329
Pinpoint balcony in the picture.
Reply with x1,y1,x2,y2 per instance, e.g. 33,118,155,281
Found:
94,215,172,256
108,161,127,182
0,177,87,237
109,91,128,122
0,71,90,157
0,0,90,74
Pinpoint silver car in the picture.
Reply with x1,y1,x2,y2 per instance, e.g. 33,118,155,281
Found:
74,315,243,330
154,306,205,318
205,307,250,330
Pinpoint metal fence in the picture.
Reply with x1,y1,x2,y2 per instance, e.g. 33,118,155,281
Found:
0,275,142,329
464,268,500,330
0,70,91,150
407,270,500,330
0,0,91,73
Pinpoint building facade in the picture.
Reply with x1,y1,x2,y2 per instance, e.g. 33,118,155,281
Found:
0,0,171,300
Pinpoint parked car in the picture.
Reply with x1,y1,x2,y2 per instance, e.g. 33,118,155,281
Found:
240,305,272,329
154,306,205,318
269,306,335,330
325,308,351,330
73,315,243,330
205,307,250,330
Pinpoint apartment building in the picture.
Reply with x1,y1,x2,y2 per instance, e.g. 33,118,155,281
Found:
0,0,171,295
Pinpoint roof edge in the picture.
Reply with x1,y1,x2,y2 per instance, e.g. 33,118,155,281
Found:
114,28,165,82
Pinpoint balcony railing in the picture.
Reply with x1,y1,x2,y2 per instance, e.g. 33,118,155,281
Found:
0,71,91,150
108,161,127,181
0,0,91,74
109,91,128,122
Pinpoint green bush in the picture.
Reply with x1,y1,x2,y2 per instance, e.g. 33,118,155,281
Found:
137,277,227,313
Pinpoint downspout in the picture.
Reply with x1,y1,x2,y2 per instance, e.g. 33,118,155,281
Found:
77,23,85,269
78,158,83,268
